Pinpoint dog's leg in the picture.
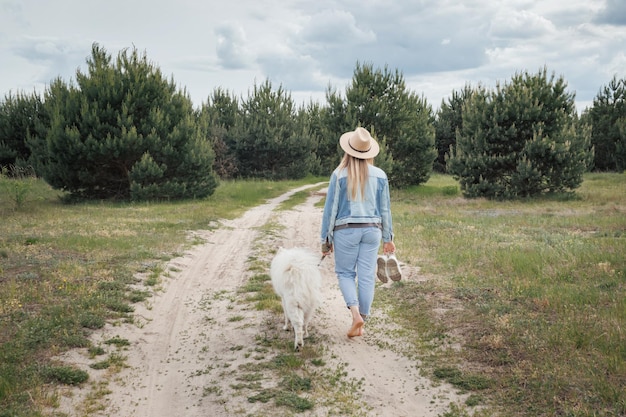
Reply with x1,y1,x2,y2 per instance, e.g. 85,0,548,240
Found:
303,311,311,338
292,308,305,351
282,300,290,331
294,325,304,351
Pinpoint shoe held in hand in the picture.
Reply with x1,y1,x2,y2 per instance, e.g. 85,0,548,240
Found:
376,253,402,283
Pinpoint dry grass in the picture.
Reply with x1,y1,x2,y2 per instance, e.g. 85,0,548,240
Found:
0,175,320,417
376,172,626,416
1,172,623,416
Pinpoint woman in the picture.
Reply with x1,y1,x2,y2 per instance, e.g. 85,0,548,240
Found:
320,127,397,338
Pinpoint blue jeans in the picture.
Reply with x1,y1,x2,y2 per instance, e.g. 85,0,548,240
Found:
333,227,382,317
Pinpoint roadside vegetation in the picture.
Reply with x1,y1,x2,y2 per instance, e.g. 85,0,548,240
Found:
233,216,370,416
377,173,625,416
1,172,624,416
0,175,319,417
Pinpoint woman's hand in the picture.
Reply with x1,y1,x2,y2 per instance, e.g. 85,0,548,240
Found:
383,241,396,254
321,242,333,256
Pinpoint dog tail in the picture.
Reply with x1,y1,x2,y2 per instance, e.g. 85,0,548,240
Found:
271,247,323,307
289,257,323,308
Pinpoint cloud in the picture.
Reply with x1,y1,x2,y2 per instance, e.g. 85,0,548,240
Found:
256,50,323,92
290,8,377,77
0,0,623,112
348,2,491,72
299,9,377,44
287,3,491,82
215,23,252,70
11,37,87,85
489,9,556,39
594,0,626,25
0,0,27,33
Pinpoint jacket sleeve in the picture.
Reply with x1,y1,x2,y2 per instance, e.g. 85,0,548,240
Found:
320,171,338,243
380,177,394,242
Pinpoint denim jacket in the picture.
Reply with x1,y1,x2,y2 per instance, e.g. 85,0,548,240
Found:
320,165,394,244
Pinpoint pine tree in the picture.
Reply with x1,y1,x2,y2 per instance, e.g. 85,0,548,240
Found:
0,91,48,172
29,43,218,200
448,68,592,199
344,62,436,187
433,85,473,172
235,80,314,179
587,75,626,171
200,87,240,178
316,86,354,174
296,101,325,176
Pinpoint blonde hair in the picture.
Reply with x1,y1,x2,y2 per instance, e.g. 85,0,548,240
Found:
338,153,373,201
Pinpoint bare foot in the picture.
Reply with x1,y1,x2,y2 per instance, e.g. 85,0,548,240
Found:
347,319,364,338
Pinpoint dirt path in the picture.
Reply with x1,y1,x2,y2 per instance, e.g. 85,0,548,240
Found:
56,184,463,416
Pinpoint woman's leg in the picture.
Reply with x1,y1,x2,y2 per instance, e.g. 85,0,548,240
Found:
333,228,361,309
347,306,364,337
355,227,382,317
334,228,365,337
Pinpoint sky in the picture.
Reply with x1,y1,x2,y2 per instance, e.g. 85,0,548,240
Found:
1,0,625,114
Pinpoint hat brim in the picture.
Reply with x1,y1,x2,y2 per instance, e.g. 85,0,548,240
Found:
339,131,380,159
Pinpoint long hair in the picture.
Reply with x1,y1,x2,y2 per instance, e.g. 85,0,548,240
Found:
338,153,373,201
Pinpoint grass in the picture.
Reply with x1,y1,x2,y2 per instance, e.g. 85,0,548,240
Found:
376,172,626,416
229,212,370,415
1,171,624,416
0,174,320,416
276,182,327,211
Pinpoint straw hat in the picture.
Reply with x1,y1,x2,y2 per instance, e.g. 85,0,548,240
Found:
339,127,380,159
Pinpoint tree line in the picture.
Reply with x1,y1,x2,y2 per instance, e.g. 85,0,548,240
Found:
0,43,623,201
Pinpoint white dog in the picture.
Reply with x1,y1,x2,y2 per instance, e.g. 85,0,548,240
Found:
270,247,323,351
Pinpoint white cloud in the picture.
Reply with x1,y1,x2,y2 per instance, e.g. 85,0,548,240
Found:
489,9,556,38
0,0,623,112
8,36,87,86
606,51,626,78
595,0,626,25
299,9,377,44
216,23,252,70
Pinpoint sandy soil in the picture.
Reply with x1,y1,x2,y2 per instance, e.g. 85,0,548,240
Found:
55,183,464,416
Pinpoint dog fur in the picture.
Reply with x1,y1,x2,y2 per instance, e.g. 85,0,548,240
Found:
270,247,323,351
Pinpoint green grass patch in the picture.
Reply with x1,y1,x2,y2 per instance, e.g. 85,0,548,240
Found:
433,367,492,391
276,180,326,211
240,273,282,312
1,173,623,416
42,365,89,386
103,336,130,348
275,391,314,411
376,172,626,416
89,352,127,371
0,177,318,415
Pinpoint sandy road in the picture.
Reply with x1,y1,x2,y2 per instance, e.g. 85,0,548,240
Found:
56,183,463,416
